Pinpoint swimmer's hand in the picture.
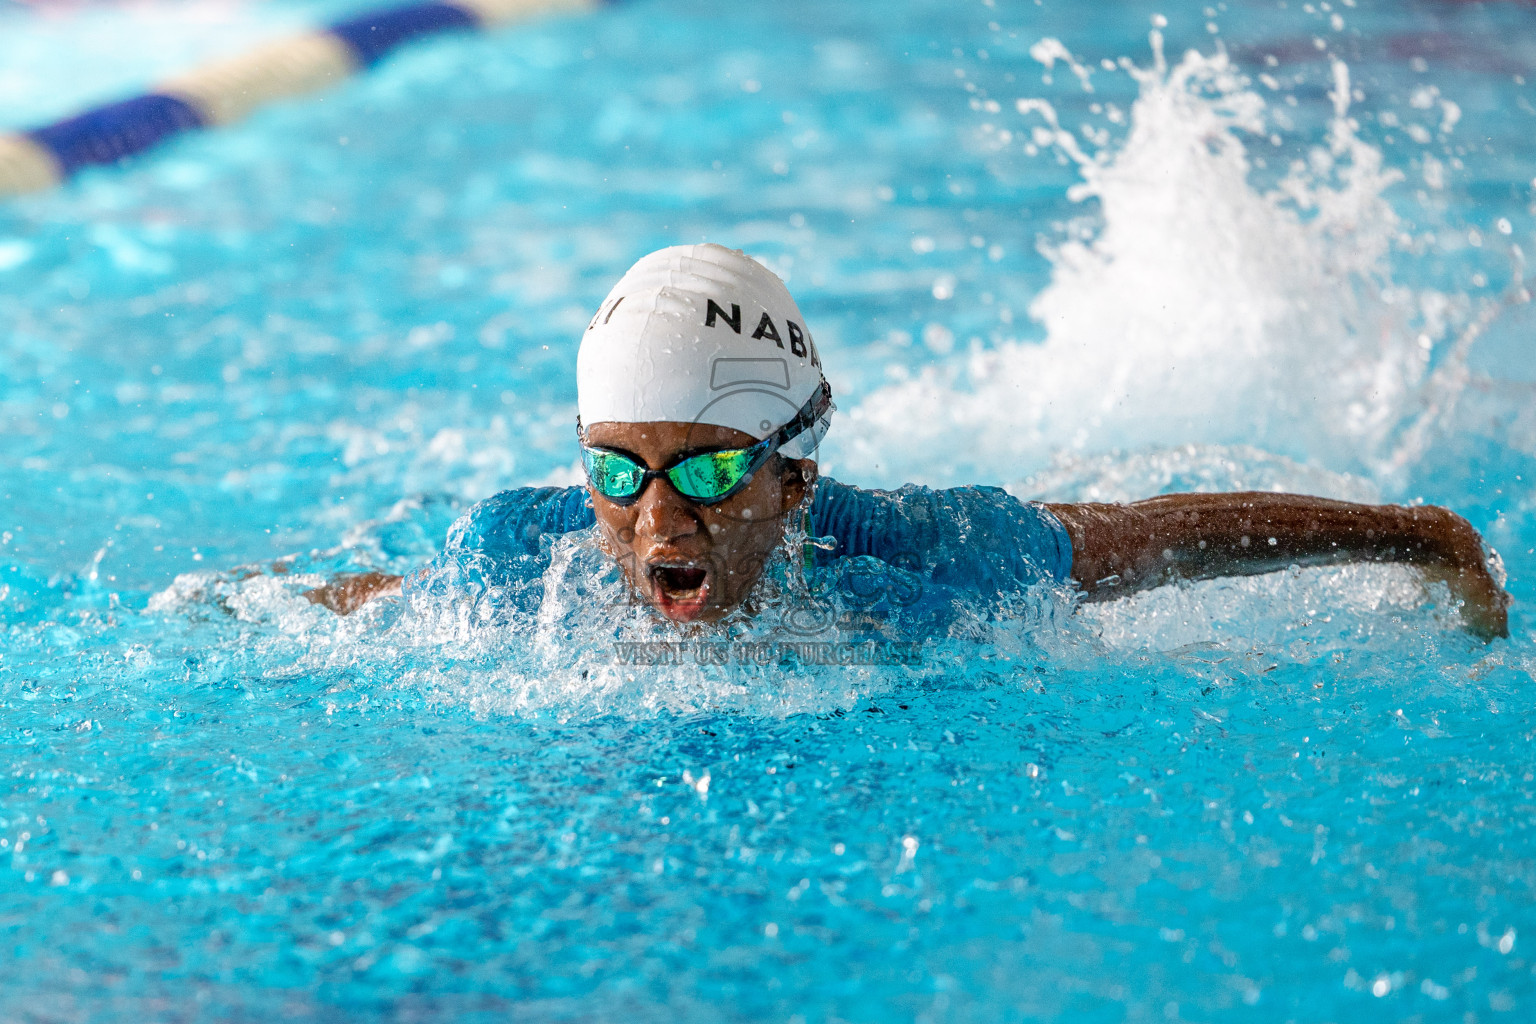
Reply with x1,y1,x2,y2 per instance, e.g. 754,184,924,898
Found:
1046,494,1511,641
1413,513,1510,640
302,572,403,616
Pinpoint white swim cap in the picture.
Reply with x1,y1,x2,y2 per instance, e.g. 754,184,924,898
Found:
576,243,833,460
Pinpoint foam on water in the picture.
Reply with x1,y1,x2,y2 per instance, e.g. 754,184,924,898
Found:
839,32,1482,492
147,511,1083,721
139,466,1505,727
1014,442,1382,505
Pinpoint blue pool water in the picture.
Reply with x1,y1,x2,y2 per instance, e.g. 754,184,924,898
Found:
3,0,1536,1019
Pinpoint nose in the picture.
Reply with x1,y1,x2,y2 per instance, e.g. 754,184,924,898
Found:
632,477,702,548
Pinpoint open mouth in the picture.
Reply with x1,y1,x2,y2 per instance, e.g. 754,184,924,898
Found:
648,563,711,621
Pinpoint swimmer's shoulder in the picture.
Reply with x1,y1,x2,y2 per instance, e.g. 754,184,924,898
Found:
811,477,992,545
813,477,1070,581
448,485,594,558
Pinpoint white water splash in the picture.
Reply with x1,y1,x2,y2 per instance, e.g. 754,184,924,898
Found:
840,34,1463,494
1029,37,1095,93
144,526,1076,720
1012,443,1381,505
1079,559,1471,654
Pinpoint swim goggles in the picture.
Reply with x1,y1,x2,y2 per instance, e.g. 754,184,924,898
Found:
578,380,832,507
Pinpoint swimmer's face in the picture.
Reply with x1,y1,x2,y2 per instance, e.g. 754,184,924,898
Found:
582,421,814,624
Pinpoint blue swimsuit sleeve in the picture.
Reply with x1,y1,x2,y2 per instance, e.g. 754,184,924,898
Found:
809,478,1074,593
402,486,595,608
441,486,596,560
403,479,1072,608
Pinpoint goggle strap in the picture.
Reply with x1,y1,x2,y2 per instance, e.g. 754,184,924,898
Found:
767,378,833,453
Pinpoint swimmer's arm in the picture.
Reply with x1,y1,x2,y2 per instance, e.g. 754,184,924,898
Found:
300,486,591,615
1044,493,1510,639
303,572,403,615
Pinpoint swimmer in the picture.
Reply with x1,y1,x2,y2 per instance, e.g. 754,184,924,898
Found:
307,244,1511,639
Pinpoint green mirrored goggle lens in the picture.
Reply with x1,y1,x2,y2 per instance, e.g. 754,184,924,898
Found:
582,447,647,499
667,446,762,501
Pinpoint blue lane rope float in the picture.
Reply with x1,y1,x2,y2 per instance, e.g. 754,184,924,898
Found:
0,0,600,196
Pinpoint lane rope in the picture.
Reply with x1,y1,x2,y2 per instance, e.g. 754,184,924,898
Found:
0,0,599,196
